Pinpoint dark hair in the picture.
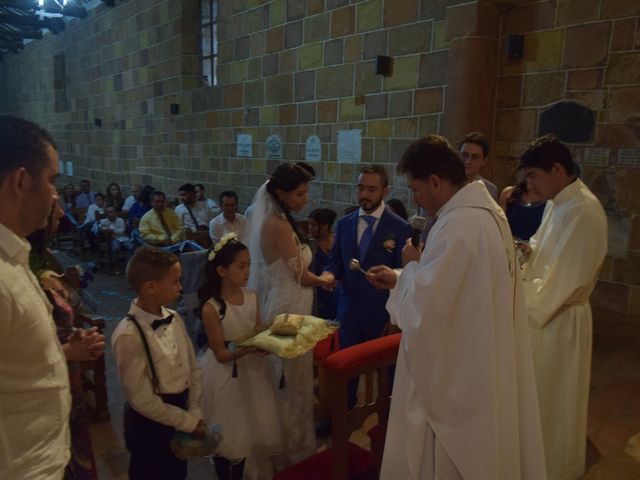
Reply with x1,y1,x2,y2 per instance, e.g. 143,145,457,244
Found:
266,162,315,244
179,183,196,194
398,135,467,186
309,208,337,229
194,183,205,190
359,164,389,187
126,246,179,292
506,180,528,210
0,115,56,184
94,192,105,200
151,190,166,201
219,190,239,203
386,198,408,220
458,131,490,158
139,185,155,206
106,182,122,197
518,134,575,175
197,238,248,321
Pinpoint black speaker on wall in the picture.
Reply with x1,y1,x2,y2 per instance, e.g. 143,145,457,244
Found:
507,35,524,60
170,103,179,115
375,55,392,76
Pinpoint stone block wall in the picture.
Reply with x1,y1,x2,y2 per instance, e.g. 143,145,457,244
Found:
493,0,640,317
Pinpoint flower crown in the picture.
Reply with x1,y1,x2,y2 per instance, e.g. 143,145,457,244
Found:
208,232,238,262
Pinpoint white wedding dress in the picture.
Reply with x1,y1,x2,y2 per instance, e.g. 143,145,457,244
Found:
243,183,316,473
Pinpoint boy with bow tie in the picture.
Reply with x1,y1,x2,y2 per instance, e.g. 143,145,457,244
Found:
112,247,206,479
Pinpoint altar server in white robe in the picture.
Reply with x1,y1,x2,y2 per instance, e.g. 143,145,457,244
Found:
518,135,607,480
369,135,547,480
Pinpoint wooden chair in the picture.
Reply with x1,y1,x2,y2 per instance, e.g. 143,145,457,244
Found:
63,266,110,420
275,334,401,480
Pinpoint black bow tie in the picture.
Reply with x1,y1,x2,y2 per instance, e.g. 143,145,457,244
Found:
151,314,174,331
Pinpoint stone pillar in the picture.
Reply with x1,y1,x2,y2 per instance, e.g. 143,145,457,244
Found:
440,1,501,143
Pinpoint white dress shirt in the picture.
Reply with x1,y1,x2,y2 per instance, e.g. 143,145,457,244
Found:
99,217,128,241
0,222,71,480
357,201,386,243
208,212,247,244
122,195,136,212
111,301,202,432
175,200,212,231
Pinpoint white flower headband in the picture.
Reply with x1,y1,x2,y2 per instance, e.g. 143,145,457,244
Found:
208,232,239,262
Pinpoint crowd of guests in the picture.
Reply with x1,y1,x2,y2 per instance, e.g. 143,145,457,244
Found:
2,114,607,480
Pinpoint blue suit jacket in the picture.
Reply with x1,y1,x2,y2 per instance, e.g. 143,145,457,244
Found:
326,207,411,336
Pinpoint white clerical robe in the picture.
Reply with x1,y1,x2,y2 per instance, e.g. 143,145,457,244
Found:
381,181,547,480
521,179,607,480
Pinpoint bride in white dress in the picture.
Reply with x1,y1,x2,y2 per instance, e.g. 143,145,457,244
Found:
244,162,335,472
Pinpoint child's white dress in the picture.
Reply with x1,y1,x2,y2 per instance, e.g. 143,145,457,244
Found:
199,288,281,463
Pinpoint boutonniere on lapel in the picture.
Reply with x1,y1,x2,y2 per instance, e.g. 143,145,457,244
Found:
382,234,396,252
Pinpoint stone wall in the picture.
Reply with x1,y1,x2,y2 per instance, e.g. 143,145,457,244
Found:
492,0,640,318
0,0,639,322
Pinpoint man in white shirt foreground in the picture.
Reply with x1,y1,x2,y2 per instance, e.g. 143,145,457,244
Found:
518,135,607,480
208,190,246,244
0,115,71,479
368,134,546,480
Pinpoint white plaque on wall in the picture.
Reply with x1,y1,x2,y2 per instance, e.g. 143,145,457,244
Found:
59,160,65,175
583,148,610,168
266,135,283,160
337,129,361,163
305,135,321,162
618,149,640,169
237,134,252,158
66,161,74,176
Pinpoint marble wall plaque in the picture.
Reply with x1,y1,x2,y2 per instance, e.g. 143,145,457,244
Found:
237,134,252,158
618,149,640,169
583,148,610,168
607,215,631,259
305,135,321,162
266,135,283,160
337,129,361,163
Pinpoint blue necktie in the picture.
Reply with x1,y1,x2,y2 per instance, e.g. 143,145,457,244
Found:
359,215,376,260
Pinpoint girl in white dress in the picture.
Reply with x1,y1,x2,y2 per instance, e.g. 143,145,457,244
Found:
198,233,281,480
244,162,335,471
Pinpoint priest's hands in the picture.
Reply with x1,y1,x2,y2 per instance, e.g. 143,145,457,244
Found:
367,265,397,289
402,238,422,266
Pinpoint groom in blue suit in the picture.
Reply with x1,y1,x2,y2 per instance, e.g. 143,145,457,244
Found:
325,165,411,407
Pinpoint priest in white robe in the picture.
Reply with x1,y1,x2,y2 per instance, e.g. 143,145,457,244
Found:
369,135,547,480
518,135,607,480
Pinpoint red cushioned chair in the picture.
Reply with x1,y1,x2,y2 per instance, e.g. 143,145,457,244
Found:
313,330,340,419
275,333,401,480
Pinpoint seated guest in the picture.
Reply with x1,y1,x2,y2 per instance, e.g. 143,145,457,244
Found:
386,198,408,220
175,183,211,232
499,179,546,242
75,179,96,208
123,184,142,212
105,182,125,211
99,206,132,252
81,192,105,233
208,190,246,244
308,208,338,320
61,183,76,212
195,183,220,214
128,185,153,232
139,191,184,246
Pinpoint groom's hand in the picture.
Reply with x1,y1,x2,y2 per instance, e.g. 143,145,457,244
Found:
367,265,396,290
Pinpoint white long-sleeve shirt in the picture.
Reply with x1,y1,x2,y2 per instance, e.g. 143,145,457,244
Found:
0,222,71,480
111,301,202,432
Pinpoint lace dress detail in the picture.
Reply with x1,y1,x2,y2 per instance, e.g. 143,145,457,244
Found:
263,237,315,469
